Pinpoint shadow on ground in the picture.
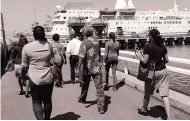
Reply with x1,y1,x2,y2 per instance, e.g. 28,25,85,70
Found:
51,112,81,120
85,95,111,113
138,105,167,120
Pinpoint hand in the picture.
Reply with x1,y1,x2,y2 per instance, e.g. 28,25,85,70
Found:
103,62,106,66
134,47,139,52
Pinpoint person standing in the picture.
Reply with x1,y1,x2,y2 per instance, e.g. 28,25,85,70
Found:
12,35,30,97
52,34,67,87
66,32,81,83
76,26,105,114
135,29,171,120
21,26,62,120
104,32,120,91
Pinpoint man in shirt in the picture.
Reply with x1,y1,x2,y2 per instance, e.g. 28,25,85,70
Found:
76,26,105,114
66,32,81,83
52,34,67,87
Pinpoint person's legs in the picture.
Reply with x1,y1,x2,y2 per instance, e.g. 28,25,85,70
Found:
42,81,54,120
25,80,30,98
69,55,76,82
30,81,44,120
92,74,105,114
143,94,150,111
138,81,152,114
162,96,171,120
157,70,170,119
112,62,118,91
104,60,111,90
18,77,24,95
78,75,91,102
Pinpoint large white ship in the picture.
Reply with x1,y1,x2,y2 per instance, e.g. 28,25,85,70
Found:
42,0,190,38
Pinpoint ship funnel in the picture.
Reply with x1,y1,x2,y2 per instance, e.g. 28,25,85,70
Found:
115,0,127,9
127,0,135,9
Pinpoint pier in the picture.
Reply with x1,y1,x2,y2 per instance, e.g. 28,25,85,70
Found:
1,58,190,120
97,34,190,49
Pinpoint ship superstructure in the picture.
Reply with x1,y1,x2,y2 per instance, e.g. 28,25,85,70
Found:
43,0,190,38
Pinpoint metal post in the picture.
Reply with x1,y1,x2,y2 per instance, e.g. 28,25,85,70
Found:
1,13,8,55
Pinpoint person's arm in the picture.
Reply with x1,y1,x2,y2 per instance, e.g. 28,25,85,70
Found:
66,42,71,54
21,46,29,79
163,47,169,63
117,42,120,56
61,46,67,64
76,41,86,72
12,47,16,61
53,46,62,66
135,45,149,65
136,51,149,64
104,41,109,64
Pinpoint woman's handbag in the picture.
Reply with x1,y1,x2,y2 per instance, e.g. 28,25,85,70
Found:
135,50,155,82
48,42,61,80
137,61,148,81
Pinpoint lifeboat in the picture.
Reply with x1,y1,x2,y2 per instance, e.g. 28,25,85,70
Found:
90,18,108,38
67,17,87,34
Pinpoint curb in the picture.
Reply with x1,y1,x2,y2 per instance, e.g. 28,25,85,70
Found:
108,70,190,115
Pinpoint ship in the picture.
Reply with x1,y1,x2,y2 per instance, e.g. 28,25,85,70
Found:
41,0,190,39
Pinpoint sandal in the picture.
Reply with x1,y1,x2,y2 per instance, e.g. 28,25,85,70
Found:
138,108,149,116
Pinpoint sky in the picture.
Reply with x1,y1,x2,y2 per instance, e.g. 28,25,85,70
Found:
2,0,190,34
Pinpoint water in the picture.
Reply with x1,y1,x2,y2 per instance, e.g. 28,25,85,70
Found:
167,45,190,59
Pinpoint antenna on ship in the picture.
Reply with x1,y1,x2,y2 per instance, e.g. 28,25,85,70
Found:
34,9,36,23
173,0,179,11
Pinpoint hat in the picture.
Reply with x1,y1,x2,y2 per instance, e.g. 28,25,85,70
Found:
82,26,94,37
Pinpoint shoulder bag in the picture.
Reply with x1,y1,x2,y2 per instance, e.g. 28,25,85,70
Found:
135,50,156,83
48,42,61,80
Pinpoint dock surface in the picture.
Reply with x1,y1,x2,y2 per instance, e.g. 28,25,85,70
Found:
1,63,190,120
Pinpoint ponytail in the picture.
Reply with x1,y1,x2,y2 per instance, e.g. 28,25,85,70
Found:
149,29,163,46
109,32,116,42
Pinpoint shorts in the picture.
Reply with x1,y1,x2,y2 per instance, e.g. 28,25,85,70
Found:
106,56,118,67
145,69,169,97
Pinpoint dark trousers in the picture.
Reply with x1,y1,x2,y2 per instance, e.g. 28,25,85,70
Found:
69,55,78,81
79,74,105,110
105,57,118,86
30,81,54,120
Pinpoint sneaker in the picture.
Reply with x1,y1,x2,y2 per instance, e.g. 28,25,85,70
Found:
104,86,109,91
78,98,86,104
112,86,117,91
98,108,105,114
19,90,25,95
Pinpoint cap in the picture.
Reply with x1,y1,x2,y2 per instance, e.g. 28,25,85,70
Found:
82,26,94,37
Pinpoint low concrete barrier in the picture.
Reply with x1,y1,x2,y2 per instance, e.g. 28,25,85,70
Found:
113,70,190,114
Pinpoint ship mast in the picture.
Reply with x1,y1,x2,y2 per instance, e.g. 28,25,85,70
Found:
173,0,179,11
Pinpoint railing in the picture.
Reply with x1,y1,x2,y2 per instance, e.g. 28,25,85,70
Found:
101,48,190,76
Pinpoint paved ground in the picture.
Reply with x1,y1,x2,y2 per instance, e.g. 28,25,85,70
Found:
1,63,190,120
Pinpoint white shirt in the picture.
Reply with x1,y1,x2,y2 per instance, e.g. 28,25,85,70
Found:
66,38,81,55
22,41,62,85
